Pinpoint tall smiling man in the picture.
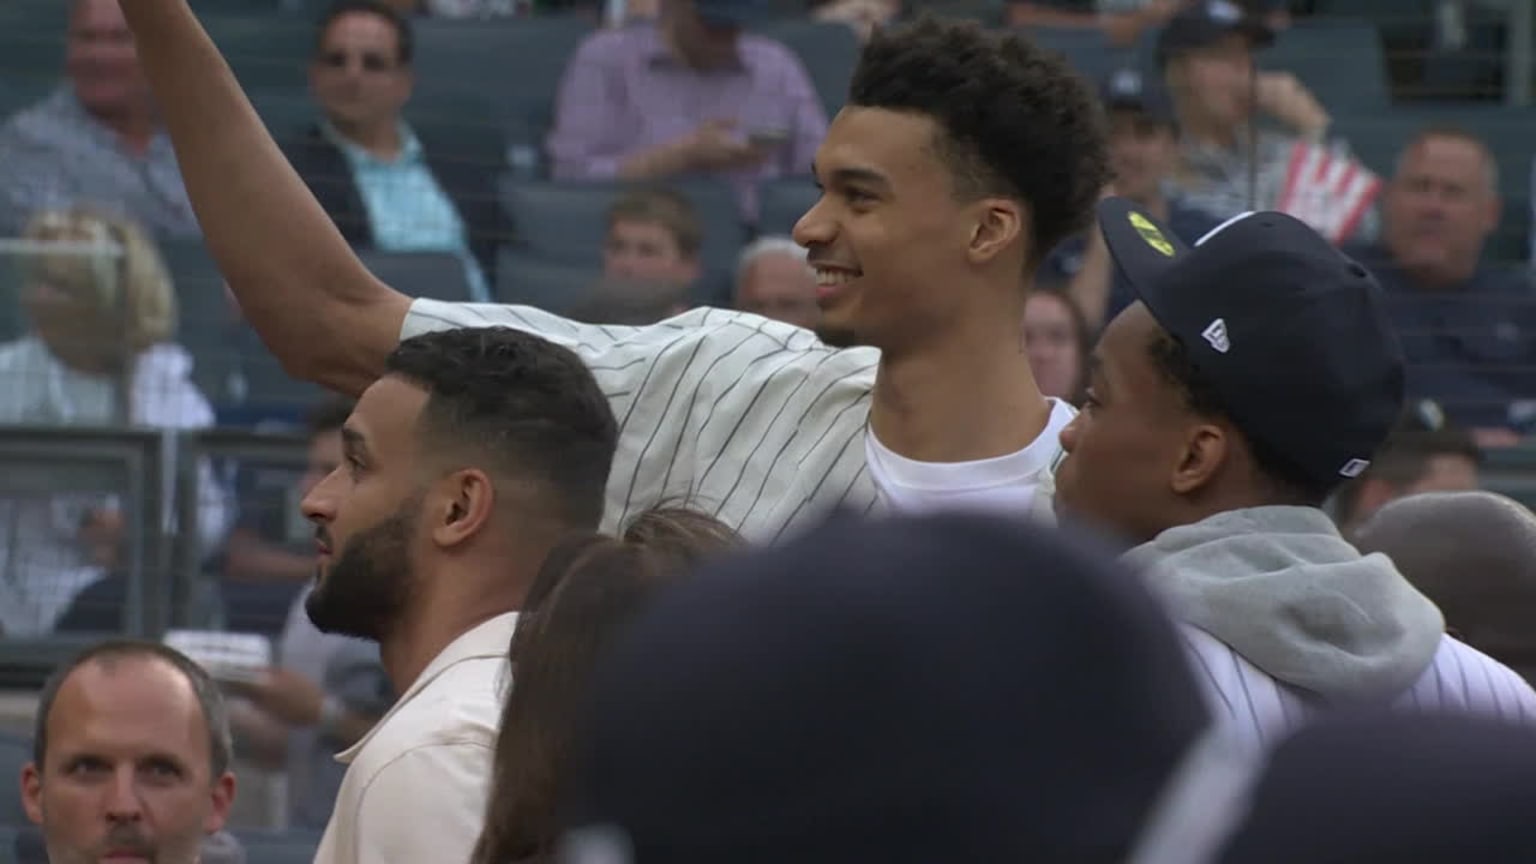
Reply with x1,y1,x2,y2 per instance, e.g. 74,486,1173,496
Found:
117,2,1108,536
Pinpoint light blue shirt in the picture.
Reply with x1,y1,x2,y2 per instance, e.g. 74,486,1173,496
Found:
323,122,490,302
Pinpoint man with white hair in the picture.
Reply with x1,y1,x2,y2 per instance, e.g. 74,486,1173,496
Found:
733,236,819,330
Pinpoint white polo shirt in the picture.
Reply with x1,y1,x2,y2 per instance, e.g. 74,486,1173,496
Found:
313,612,518,864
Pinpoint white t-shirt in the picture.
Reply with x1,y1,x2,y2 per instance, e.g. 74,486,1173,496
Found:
402,300,1074,541
866,397,1074,522
314,612,517,864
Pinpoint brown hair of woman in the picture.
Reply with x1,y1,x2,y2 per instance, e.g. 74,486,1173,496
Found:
472,506,742,864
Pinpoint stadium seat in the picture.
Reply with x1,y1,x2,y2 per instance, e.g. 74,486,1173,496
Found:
0,732,29,825
203,15,313,91
410,17,594,176
235,830,323,864
1020,27,1138,89
0,2,65,84
493,248,601,314
358,250,476,304
497,178,748,274
1259,19,1390,113
758,179,820,237
1480,443,1536,514
754,20,862,118
156,237,322,423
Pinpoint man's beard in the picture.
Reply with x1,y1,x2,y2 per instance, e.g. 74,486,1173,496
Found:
306,498,419,642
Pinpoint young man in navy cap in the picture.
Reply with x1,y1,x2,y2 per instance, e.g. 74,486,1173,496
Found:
1054,198,1536,752
1045,65,1221,329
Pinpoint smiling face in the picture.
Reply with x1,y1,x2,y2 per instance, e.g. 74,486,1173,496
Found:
793,106,1017,350
301,375,429,640
22,657,233,864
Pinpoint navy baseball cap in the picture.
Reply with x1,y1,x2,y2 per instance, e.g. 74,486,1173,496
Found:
1156,0,1275,66
558,512,1212,863
1096,196,1406,493
1101,67,1177,127
693,0,773,29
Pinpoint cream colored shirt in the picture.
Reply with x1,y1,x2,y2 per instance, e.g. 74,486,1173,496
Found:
313,612,518,864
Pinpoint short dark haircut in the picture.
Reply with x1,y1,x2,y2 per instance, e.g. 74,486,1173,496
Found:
306,396,356,440
384,327,618,529
1148,330,1332,506
33,640,233,781
314,0,414,65
846,16,1110,266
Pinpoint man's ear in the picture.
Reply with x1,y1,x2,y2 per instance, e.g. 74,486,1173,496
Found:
430,469,495,549
966,198,1027,267
21,761,42,825
205,772,236,834
1170,422,1229,495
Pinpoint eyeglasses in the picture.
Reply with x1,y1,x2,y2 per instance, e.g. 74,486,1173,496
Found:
318,50,396,73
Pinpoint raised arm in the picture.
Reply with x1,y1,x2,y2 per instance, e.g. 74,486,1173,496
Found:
120,0,408,395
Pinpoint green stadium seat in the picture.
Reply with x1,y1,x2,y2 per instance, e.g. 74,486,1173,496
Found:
1259,19,1390,112
754,20,862,118
202,15,313,91
493,248,600,314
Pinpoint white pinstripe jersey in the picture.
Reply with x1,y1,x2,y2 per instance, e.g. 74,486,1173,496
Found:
401,300,1067,541
1183,625,1536,754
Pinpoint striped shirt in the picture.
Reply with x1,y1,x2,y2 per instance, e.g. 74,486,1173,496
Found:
401,299,1068,541
1184,626,1536,754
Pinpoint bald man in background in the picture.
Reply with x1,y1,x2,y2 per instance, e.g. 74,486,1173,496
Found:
1356,490,1536,685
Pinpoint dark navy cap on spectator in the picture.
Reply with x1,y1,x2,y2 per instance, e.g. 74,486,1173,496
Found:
1156,0,1275,66
1097,197,1406,494
692,0,774,29
1218,712,1536,863
557,512,1213,863
1102,67,1177,127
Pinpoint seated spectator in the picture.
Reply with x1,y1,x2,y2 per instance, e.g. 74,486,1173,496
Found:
1161,1,1378,243
1355,491,1536,685
0,0,197,237
1023,284,1089,405
1344,127,1536,441
1332,413,1482,539
473,507,741,864
0,209,228,638
734,236,818,330
1045,67,1220,328
222,398,353,639
286,0,503,302
547,0,828,221
810,0,901,43
569,276,692,325
227,589,392,832
19,640,242,864
601,187,703,288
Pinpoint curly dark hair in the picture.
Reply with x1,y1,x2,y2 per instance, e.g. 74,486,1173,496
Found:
1147,329,1332,506
847,15,1110,265
385,327,618,529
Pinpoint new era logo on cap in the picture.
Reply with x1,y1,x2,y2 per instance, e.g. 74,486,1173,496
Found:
1202,318,1230,353
1206,0,1243,23
1339,458,1370,478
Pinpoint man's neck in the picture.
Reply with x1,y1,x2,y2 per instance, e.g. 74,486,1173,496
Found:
869,307,1051,463
86,103,157,156
332,118,404,161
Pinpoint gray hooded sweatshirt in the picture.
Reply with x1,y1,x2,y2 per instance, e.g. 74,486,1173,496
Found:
1123,505,1445,702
